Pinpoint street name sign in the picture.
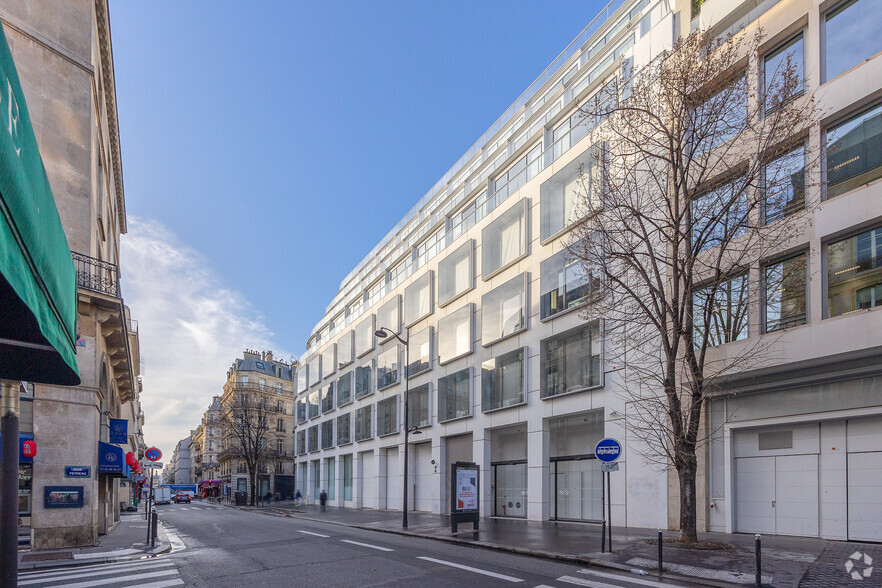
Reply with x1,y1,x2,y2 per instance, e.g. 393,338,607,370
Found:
64,466,90,478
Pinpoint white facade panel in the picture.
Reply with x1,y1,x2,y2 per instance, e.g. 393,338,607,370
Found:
846,452,882,542
412,442,433,512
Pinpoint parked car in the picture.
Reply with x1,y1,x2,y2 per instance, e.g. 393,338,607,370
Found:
173,493,191,504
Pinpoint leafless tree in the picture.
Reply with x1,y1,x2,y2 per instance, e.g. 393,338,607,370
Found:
571,29,819,542
222,391,279,506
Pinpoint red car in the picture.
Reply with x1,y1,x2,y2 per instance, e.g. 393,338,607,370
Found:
173,493,191,504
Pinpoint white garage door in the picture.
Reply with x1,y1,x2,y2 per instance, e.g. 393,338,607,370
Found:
361,452,376,508
413,443,433,512
735,454,818,537
385,448,401,510
848,451,882,542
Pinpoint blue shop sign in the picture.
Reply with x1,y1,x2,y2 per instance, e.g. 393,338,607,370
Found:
65,466,91,478
109,418,127,444
98,441,123,474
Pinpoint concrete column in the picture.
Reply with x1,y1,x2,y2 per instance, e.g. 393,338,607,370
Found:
335,456,345,507
377,448,387,510
473,432,491,519
435,438,447,514
527,416,550,521
354,451,363,509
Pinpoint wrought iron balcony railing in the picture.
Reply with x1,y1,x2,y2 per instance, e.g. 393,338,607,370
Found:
72,252,121,298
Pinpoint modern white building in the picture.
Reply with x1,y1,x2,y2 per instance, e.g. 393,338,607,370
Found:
292,0,882,541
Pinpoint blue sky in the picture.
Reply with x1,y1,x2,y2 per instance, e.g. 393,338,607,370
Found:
109,0,604,454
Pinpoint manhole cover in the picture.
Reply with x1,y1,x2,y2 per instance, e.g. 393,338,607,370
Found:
21,551,74,562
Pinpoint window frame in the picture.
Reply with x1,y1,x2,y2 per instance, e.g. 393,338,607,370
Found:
481,347,527,413
824,102,882,200
540,321,604,399
355,361,374,400
337,330,354,370
354,404,374,442
321,344,336,380
336,413,352,446
762,32,805,115
763,251,809,333
482,198,528,281
320,420,334,450
438,240,474,307
336,371,353,407
377,395,400,437
377,295,401,340
438,304,473,365
437,367,472,423
376,345,400,391
355,314,375,358
407,383,431,429
481,273,528,346
404,271,434,326
407,326,432,377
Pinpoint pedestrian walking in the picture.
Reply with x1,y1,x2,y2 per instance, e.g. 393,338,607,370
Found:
319,489,327,512
294,490,302,506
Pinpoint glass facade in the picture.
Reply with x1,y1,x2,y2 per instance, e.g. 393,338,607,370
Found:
377,346,399,390
541,323,602,398
438,368,470,422
438,240,473,306
828,226,882,316
824,0,882,82
337,412,351,445
438,304,472,364
482,199,526,278
481,348,525,411
336,372,352,406
408,383,430,428
694,274,749,346
337,331,353,369
407,327,431,377
321,345,336,379
377,396,398,436
355,315,375,357
308,390,320,419
355,405,373,441
355,362,373,399
481,273,526,345
540,145,600,240
765,254,808,331
321,382,334,413
404,271,433,326
321,420,334,449
764,34,804,111
764,146,805,223
308,425,318,452
296,398,307,424
826,103,882,198
377,296,401,336
296,430,306,456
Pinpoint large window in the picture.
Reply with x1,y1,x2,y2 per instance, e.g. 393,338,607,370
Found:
438,240,473,306
541,323,602,398
337,413,351,445
692,179,748,252
407,327,432,377
824,0,882,82
481,348,525,412
355,362,373,399
321,382,334,413
438,304,472,364
826,103,882,198
337,331,354,369
355,315,375,357
481,273,527,345
377,296,401,336
321,420,334,450
297,368,307,393
377,346,400,390
296,398,307,424
763,34,804,111
438,368,471,422
408,384,430,429
482,199,527,279
321,345,336,379
308,390,320,419
694,274,749,346
377,396,399,437
405,271,434,326
540,145,601,241
764,146,805,223
337,372,352,406
296,430,306,456
828,226,882,316
308,425,319,452
307,356,321,387
540,250,600,319
343,454,353,500
355,405,373,441
765,253,807,331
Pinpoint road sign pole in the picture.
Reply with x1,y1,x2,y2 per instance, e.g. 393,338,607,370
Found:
607,471,612,552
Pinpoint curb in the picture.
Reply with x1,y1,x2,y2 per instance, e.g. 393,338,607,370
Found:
251,508,744,588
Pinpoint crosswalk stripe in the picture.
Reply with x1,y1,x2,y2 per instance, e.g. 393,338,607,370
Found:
122,581,183,588
557,576,606,587
340,539,394,551
19,560,173,581
417,556,524,583
577,569,674,588
298,530,330,538
51,569,179,588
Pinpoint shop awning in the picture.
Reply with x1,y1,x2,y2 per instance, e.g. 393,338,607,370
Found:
98,441,124,476
0,21,79,385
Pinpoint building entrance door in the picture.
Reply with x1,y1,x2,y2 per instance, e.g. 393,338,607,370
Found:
549,456,603,522
492,461,527,517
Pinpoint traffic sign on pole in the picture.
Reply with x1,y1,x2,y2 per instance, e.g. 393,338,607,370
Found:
145,447,162,461
594,438,622,463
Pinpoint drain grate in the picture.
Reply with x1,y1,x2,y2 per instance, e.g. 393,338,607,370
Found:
21,551,74,562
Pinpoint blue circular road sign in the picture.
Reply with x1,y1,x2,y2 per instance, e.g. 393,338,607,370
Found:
145,447,162,461
594,438,622,463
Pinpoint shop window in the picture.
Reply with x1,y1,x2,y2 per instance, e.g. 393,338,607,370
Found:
482,348,525,411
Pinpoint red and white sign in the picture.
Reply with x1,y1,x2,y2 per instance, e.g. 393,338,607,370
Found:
22,439,36,458
145,447,162,461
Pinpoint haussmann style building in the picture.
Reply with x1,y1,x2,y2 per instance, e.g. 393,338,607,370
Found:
290,0,882,542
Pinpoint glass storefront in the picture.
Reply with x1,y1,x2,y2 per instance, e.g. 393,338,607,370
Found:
492,461,527,518
549,457,603,521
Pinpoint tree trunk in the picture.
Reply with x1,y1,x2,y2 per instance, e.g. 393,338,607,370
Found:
677,457,699,543
250,473,256,506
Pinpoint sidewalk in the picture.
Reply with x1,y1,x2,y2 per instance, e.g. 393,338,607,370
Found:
244,500,880,588
18,504,171,571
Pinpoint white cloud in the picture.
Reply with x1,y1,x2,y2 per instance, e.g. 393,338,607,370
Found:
120,216,289,461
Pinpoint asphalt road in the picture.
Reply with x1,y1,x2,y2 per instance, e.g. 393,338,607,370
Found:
19,502,707,587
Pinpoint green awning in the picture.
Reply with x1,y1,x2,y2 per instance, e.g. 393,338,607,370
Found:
0,21,80,385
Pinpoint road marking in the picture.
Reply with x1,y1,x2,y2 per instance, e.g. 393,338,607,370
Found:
340,539,394,551
417,556,524,583
122,581,184,588
18,560,172,582
47,569,179,588
557,576,606,587
72,548,141,559
298,530,330,538
577,569,675,587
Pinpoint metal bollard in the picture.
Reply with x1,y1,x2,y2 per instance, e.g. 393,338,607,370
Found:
658,529,663,572
755,534,762,586
601,520,606,553
151,511,158,548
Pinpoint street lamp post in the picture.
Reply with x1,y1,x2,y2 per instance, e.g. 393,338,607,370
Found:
375,325,416,528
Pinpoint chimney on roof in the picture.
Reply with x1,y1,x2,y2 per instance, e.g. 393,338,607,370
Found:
243,350,259,360
265,351,273,362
